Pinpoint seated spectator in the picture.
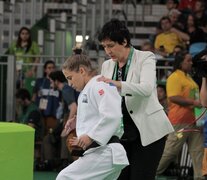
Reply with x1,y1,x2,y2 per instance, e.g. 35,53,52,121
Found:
193,0,207,34
49,70,78,168
157,84,168,114
178,0,197,13
168,9,185,31
32,60,61,135
172,45,185,57
141,41,154,52
16,88,43,164
16,88,43,142
141,41,164,60
154,16,189,57
184,13,206,46
166,0,179,13
39,71,78,171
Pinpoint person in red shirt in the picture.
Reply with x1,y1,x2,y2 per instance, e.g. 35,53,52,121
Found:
178,0,197,12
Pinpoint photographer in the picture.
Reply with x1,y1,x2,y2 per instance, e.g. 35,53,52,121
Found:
201,76,207,179
197,49,207,179
200,77,207,107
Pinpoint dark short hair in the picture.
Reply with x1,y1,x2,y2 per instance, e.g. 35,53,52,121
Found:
173,51,189,71
16,88,31,101
160,16,171,24
167,0,179,5
157,84,166,93
43,60,55,70
49,70,66,83
43,60,55,77
98,19,131,47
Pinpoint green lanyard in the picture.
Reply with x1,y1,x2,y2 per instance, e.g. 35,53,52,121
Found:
112,47,134,81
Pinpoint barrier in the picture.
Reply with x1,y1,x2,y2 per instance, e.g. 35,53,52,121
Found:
0,122,35,180
0,54,173,122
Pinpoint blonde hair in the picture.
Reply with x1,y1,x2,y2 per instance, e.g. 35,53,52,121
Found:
62,54,97,75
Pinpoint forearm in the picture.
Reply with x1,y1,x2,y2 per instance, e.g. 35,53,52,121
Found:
169,96,200,107
200,77,207,107
31,93,36,102
32,57,40,73
68,102,77,120
171,27,190,41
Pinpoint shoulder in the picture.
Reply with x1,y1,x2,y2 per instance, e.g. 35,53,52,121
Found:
156,33,164,39
36,77,44,82
102,59,115,67
32,41,38,47
8,41,17,52
63,84,74,92
134,48,155,57
28,110,41,121
31,41,40,53
91,76,118,94
167,71,180,82
133,49,156,63
36,77,47,85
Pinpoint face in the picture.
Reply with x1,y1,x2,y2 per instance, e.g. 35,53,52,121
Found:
194,1,203,12
45,63,55,76
173,47,182,56
187,15,194,26
181,54,193,73
62,68,85,92
141,43,153,51
166,0,177,10
161,19,172,32
170,13,179,24
20,29,30,41
157,86,166,101
16,98,26,107
49,78,58,90
101,39,127,61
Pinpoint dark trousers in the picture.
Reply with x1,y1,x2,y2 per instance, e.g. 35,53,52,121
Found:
118,135,166,180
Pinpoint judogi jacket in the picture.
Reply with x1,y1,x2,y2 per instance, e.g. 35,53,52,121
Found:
76,75,128,166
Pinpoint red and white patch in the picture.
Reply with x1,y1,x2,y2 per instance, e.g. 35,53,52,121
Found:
98,89,104,96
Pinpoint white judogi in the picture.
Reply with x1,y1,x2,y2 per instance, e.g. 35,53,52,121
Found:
56,75,129,180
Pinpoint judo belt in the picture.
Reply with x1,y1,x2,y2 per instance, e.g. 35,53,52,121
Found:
71,136,120,157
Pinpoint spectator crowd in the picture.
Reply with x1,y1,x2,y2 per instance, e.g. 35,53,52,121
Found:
7,0,207,179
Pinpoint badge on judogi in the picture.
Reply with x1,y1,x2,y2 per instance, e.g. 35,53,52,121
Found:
98,89,104,96
82,94,88,103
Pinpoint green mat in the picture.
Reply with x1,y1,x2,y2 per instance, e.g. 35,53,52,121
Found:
34,171,58,180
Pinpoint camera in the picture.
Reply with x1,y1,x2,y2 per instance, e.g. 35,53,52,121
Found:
192,48,207,78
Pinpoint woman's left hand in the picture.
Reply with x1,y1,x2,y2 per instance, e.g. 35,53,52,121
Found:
97,76,122,89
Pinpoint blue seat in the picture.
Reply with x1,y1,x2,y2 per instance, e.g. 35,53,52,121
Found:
189,42,207,57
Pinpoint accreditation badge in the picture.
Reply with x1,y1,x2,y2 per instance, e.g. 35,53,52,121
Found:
16,60,23,71
39,98,48,110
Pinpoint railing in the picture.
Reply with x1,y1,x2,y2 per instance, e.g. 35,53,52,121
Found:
0,54,70,122
0,55,16,122
0,54,173,122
